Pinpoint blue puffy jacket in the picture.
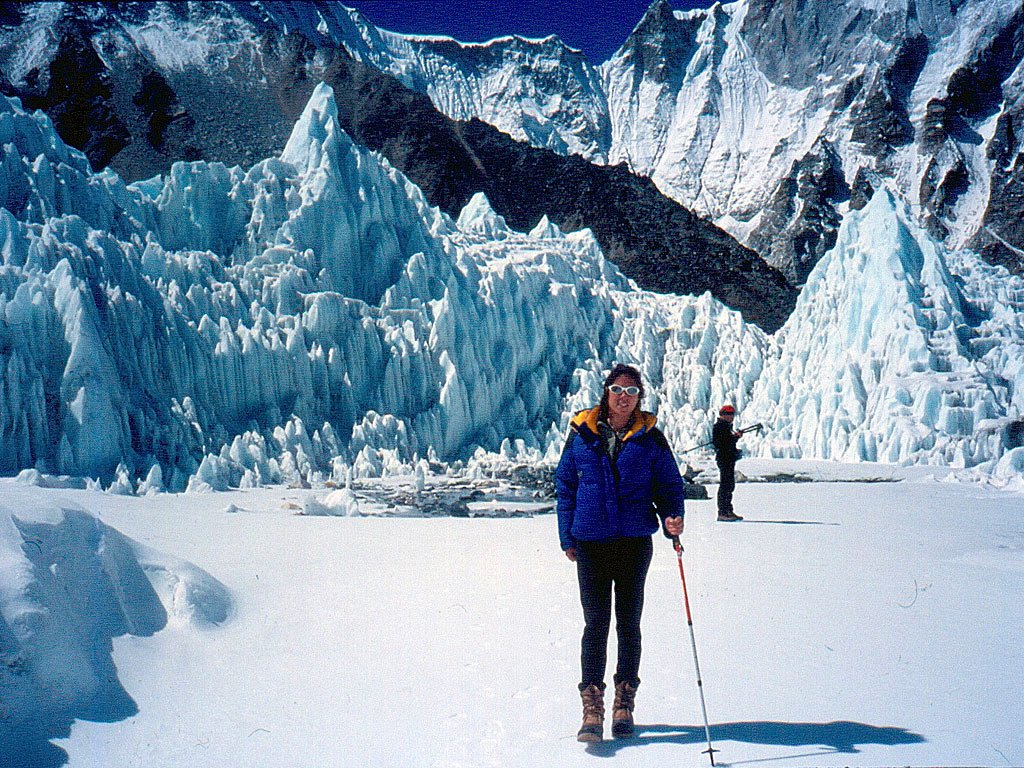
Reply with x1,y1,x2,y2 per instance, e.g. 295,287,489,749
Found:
556,406,684,551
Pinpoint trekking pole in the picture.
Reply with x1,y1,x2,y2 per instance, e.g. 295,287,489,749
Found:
682,423,765,454
681,439,714,455
671,536,718,765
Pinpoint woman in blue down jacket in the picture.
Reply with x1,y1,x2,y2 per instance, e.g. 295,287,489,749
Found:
556,363,684,743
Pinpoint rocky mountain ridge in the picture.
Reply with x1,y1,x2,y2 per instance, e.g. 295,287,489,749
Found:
313,0,1024,281
0,0,795,330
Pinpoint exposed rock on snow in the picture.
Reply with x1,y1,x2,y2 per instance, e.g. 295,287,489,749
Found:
302,487,361,516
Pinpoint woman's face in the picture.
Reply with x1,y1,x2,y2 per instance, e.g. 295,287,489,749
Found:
607,374,640,424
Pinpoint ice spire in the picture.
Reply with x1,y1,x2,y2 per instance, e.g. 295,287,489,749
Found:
456,192,510,239
280,82,354,174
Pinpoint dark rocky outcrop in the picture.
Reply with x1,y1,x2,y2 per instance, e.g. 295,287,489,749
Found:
749,141,850,285
972,103,1024,274
962,7,1024,273
850,35,929,159
850,168,878,212
615,0,703,87
11,26,130,171
742,0,879,90
946,7,1024,123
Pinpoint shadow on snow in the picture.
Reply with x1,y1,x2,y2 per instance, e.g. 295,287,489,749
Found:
743,520,841,526
585,720,925,760
2,511,170,768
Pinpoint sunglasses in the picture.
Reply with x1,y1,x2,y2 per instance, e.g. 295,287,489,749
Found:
608,384,640,396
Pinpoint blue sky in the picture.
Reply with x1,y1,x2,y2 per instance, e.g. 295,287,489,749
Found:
347,1,718,64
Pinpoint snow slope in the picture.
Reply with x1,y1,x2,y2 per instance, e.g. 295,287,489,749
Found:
0,484,229,767
2,465,1020,767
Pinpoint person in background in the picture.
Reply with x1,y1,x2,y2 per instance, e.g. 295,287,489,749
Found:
556,363,685,742
712,404,744,521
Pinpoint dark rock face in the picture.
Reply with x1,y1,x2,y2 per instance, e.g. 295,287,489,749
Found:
963,7,1024,273
920,154,970,241
741,0,895,90
749,141,849,285
0,3,797,331
850,168,877,212
972,102,1024,274
12,25,130,171
919,98,951,153
946,7,1024,122
451,120,796,331
617,0,703,87
739,2,931,282
850,35,929,159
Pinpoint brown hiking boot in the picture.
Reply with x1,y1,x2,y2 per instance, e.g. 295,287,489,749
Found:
577,684,605,742
612,680,638,738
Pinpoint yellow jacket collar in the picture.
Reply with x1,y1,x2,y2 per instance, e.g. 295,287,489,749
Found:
571,406,656,441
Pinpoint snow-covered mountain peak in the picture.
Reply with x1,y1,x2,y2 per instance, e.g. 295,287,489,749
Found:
296,4,612,161
404,32,576,55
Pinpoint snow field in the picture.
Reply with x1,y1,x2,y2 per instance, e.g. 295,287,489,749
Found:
1,467,1016,767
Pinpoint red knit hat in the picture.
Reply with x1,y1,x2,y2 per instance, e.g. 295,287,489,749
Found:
719,404,736,415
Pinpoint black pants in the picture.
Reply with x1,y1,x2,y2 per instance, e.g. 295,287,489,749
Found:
575,536,653,690
717,460,736,514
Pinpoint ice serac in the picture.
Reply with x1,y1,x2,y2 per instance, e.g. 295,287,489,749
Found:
745,188,1024,466
1,83,451,482
2,82,1022,491
0,85,623,483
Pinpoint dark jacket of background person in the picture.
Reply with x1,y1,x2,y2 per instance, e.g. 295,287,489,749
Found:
556,406,685,551
712,418,741,464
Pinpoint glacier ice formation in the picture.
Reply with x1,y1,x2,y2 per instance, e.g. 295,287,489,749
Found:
1,83,1022,492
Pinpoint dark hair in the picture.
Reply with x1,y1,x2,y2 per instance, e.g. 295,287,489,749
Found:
599,363,644,420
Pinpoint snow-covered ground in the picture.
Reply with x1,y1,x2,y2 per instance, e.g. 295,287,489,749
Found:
3,460,1022,767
